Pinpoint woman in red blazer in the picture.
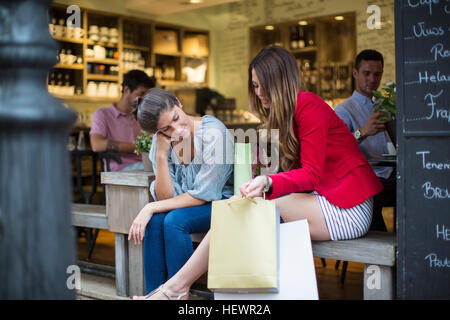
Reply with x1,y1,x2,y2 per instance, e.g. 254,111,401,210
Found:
241,46,383,241
132,46,383,300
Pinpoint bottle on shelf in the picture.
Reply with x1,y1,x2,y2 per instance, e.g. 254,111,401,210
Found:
290,26,298,50
56,72,63,87
49,72,55,86
64,73,70,86
305,25,315,47
297,25,306,49
49,18,56,37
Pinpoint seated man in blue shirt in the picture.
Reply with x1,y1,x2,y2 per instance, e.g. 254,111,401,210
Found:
335,50,395,231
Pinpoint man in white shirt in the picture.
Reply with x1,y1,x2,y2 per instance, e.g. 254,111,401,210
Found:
335,50,395,231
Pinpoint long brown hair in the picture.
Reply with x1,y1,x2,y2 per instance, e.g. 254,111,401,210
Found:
249,46,302,172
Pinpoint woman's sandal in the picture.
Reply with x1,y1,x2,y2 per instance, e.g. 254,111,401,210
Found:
133,285,189,300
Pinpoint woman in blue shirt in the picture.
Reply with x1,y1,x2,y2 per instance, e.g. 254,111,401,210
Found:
128,88,234,298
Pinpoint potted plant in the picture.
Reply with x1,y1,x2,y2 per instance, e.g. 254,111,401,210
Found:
372,82,396,146
134,130,153,172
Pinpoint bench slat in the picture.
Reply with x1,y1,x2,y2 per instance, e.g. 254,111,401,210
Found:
190,231,396,266
72,204,109,230
72,204,107,215
311,232,396,266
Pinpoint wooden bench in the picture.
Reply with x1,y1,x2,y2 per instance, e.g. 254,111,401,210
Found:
72,204,109,230
312,231,396,300
190,231,396,300
72,203,109,262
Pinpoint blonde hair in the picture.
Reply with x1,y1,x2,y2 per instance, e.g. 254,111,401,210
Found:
249,46,303,172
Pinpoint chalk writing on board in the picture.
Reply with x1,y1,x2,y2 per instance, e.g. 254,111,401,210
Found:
407,90,450,123
424,90,449,122
412,21,445,38
406,0,441,16
422,181,449,200
418,71,450,84
416,151,450,170
430,43,450,61
436,224,450,240
424,253,450,268
423,225,450,269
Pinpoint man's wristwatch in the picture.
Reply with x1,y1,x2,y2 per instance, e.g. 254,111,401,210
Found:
263,175,271,193
353,129,364,142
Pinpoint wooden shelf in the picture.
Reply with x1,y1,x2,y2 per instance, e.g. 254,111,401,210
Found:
183,54,209,59
290,46,318,54
154,51,182,57
86,58,119,65
86,74,119,81
123,43,150,51
50,5,210,98
52,36,84,44
53,94,117,103
250,14,355,99
86,40,118,48
54,63,84,70
158,80,207,87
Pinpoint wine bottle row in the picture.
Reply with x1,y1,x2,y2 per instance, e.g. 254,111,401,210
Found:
289,25,315,50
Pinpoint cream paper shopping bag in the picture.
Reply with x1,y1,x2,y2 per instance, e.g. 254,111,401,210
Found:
214,220,319,300
208,197,279,293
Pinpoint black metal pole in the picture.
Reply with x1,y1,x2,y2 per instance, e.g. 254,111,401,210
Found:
0,0,77,299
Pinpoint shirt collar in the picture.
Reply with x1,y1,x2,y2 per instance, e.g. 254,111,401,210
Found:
352,90,375,106
111,103,129,119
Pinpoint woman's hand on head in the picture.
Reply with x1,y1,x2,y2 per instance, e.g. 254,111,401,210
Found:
239,176,266,198
128,204,153,245
156,132,171,157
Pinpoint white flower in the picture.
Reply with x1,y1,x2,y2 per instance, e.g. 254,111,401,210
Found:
385,81,394,86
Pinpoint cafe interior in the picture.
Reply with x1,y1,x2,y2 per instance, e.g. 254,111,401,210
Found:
13,0,399,299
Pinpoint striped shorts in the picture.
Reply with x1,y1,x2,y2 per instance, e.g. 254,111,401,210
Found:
313,192,374,240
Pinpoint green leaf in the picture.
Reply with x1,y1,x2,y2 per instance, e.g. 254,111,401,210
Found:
134,130,152,154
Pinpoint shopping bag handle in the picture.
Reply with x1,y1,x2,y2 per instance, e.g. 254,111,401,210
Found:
227,196,257,207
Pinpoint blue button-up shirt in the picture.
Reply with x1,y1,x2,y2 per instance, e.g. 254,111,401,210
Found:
149,115,234,202
335,91,393,179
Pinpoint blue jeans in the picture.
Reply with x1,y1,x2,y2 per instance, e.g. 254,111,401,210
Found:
121,162,144,171
143,203,212,293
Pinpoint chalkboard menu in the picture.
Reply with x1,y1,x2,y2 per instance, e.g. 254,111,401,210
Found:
395,0,450,299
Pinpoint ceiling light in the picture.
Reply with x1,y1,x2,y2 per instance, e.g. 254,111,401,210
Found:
190,0,204,3
335,16,345,21
265,25,275,31
298,21,308,26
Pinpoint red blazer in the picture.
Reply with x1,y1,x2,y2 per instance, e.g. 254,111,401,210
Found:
267,91,383,208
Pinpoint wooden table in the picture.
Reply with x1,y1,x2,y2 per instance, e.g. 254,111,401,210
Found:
101,170,155,297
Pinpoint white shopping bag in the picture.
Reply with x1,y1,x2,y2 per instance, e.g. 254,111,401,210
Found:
214,219,318,300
